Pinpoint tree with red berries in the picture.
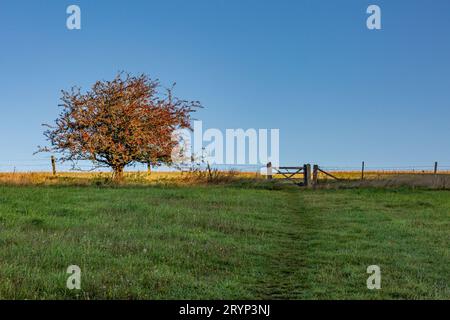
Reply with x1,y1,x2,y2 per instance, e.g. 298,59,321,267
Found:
40,72,200,180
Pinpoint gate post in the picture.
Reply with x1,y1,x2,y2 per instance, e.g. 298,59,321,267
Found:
313,164,319,187
303,164,311,187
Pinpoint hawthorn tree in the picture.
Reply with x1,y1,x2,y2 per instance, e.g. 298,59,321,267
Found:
40,72,200,180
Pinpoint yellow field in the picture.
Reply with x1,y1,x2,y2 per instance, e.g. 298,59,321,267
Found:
271,170,450,179
0,170,260,186
1,170,449,188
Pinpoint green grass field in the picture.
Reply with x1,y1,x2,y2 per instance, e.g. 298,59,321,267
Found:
0,184,448,299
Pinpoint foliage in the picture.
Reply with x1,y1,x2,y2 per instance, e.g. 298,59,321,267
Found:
39,72,201,180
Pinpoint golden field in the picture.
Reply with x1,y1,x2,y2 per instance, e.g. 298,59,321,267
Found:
0,170,449,188
0,170,259,186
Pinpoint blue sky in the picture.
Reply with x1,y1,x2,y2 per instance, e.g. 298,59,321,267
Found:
1,0,450,171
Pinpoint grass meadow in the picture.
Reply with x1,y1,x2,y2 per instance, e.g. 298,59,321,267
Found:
0,173,448,299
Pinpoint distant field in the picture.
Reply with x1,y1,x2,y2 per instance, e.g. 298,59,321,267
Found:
0,171,258,186
0,184,448,299
1,170,450,186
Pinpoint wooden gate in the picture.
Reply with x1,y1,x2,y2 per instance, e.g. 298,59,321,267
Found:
266,163,311,187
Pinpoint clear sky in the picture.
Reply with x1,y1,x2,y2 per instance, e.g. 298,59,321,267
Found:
1,0,450,171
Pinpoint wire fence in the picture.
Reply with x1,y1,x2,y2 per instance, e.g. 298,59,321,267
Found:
319,165,450,173
0,159,265,173
1,158,450,175
0,158,101,172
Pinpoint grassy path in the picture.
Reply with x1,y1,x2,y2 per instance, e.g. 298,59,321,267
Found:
248,189,307,299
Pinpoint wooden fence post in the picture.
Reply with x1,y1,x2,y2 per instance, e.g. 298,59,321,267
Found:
434,162,438,175
313,164,319,186
51,156,56,176
303,164,311,187
361,161,365,180
266,162,273,180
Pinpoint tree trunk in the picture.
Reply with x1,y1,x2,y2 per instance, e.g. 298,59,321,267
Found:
113,166,124,182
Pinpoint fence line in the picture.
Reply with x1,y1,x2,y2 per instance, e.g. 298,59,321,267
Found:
1,158,450,175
